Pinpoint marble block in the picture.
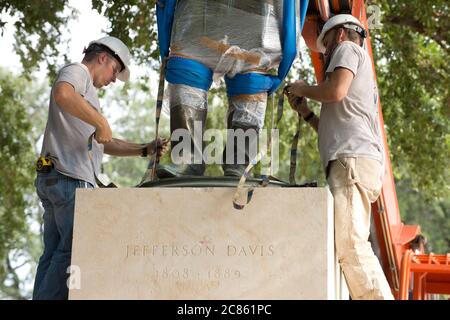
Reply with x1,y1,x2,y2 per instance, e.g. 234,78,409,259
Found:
69,187,346,299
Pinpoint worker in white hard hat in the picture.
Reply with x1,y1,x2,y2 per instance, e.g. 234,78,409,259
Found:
285,14,393,300
33,36,169,300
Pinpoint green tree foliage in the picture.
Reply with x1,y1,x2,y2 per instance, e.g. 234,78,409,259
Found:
0,1,75,78
2,0,447,197
371,0,449,201
101,84,168,187
0,69,46,299
0,0,449,299
397,179,450,253
91,0,159,68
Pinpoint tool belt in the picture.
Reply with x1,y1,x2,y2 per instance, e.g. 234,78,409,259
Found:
36,156,54,173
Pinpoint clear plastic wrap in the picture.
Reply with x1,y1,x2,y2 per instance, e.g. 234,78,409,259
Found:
228,93,268,129
170,0,288,78
167,83,208,111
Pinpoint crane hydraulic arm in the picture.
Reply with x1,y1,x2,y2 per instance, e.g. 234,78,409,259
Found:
302,0,450,299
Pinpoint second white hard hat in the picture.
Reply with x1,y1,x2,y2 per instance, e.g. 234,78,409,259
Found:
88,36,131,82
316,14,366,53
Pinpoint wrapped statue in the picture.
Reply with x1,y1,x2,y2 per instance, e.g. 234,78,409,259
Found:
155,0,308,178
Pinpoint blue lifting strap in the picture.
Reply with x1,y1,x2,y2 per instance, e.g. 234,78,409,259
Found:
156,0,177,60
166,56,213,91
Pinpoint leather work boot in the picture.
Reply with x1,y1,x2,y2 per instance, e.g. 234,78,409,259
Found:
222,112,259,177
157,103,207,178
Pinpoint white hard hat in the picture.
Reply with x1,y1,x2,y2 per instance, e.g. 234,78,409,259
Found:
88,36,131,82
316,14,366,53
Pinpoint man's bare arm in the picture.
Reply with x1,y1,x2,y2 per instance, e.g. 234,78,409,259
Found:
104,138,169,157
53,82,112,143
290,68,354,103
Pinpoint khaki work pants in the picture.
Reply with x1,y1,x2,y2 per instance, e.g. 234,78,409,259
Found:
327,157,394,300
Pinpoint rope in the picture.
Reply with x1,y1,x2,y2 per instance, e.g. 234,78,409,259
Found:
150,57,168,181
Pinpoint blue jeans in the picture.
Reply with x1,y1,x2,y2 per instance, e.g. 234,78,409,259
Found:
33,169,93,300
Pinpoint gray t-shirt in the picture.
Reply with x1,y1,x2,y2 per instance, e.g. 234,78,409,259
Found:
40,62,104,185
318,41,384,170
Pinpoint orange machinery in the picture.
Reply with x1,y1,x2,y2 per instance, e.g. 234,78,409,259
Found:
301,0,450,299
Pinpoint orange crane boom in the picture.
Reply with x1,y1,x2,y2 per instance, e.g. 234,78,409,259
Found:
301,0,449,299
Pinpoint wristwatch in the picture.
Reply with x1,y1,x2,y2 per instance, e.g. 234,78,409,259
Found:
303,111,315,122
141,145,148,157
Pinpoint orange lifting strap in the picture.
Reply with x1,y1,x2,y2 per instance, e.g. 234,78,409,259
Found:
399,250,450,300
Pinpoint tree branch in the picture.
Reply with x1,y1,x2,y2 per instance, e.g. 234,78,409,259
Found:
4,255,26,300
384,15,448,52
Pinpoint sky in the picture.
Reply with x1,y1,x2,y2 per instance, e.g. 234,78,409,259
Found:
0,0,159,90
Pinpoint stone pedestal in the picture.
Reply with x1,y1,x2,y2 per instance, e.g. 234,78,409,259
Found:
69,187,347,299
